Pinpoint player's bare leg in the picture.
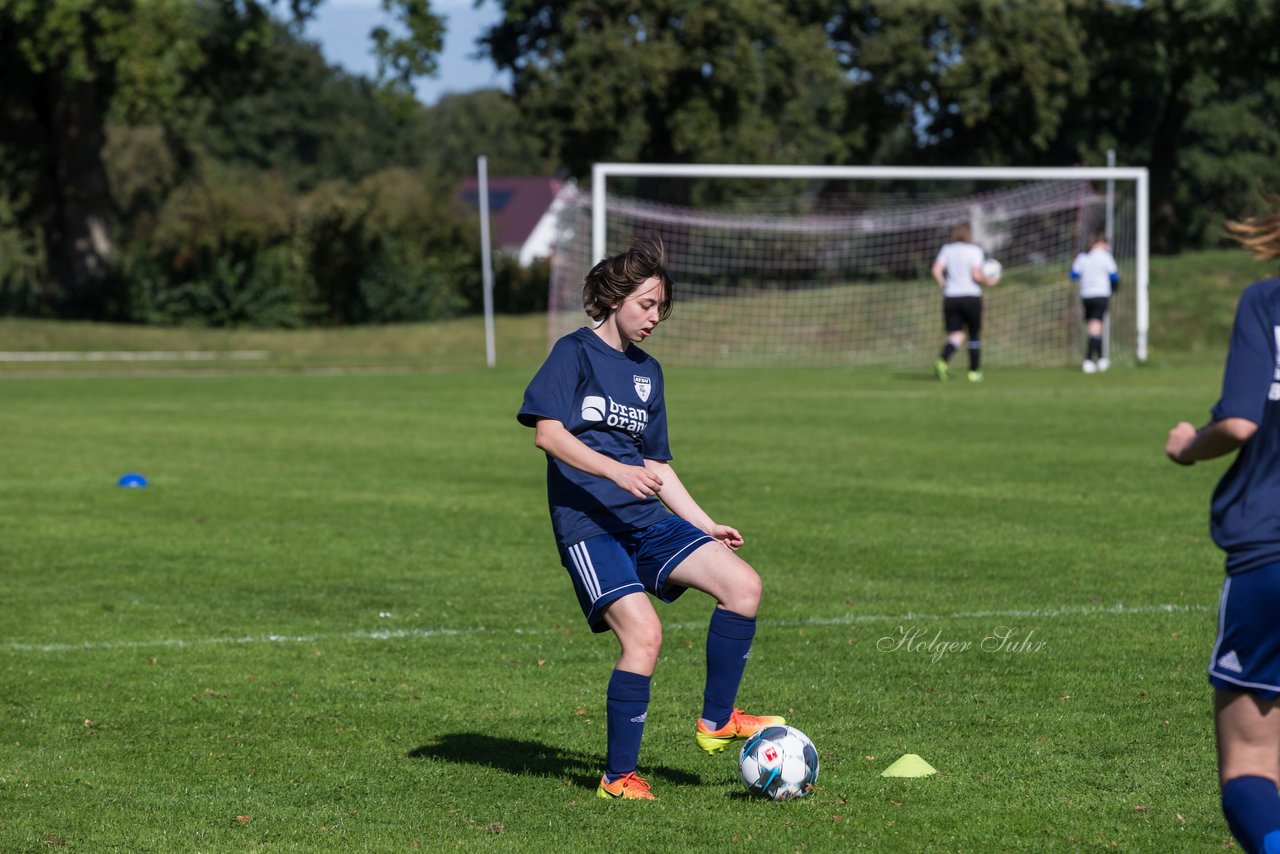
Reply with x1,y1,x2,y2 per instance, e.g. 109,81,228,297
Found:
1216,690,1280,850
595,593,662,799
668,543,784,754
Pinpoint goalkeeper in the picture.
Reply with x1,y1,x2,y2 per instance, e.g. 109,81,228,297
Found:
1070,232,1120,373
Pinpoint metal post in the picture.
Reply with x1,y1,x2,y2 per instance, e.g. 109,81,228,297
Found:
1103,149,1115,362
478,155,496,368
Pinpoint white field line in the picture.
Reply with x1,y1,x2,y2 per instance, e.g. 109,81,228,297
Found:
0,602,1209,655
0,350,269,362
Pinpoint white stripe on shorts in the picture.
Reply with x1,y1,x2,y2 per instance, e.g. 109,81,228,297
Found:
569,542,602,602
1209,573,1280,694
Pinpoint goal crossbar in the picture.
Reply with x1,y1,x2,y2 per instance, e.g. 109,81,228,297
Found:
591,163,1150,362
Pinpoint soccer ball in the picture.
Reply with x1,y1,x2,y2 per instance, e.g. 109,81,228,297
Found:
738,725,819,800
981,258,1003,284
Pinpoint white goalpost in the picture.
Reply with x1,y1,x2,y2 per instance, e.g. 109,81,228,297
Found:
546,163,1149,368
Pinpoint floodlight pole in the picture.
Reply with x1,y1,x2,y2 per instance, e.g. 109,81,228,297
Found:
478,155,496,368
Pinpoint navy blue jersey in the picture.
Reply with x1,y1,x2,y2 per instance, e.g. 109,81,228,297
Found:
518,327,672,544
1210,278,1280,574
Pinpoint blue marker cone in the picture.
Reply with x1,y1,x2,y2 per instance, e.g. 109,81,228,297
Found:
117,472,148,488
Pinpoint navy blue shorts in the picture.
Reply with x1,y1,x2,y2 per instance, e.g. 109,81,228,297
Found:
1209,562,1280,700
558,515,714,633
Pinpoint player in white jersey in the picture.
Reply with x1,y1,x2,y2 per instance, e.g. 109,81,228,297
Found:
931,222,997,382
1070,233,1120,373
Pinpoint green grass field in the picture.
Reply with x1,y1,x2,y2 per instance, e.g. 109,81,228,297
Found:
2,247,1274,851
0,347,1246,851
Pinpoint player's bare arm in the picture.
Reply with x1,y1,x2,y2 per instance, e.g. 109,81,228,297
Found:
643,459,744,550
1166,417,1258,465
931,259,946,289
534,417,663,497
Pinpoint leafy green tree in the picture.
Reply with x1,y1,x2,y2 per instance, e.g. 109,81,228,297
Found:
421,89,554,182
481,0,848,179
827,0,1280,248
185,19,429,192
822,1,1087,165
0,0,443,308
1058,0,1280,250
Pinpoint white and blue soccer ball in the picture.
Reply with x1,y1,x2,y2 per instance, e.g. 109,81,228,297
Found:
738,725,819,800
981,257,1003,284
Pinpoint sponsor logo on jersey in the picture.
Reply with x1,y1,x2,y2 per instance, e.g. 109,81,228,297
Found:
634,375,651,402
606,396,649,436
580,394,651,436
581,395,606,421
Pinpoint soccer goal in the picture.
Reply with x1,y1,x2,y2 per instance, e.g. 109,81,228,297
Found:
546,163,1148,368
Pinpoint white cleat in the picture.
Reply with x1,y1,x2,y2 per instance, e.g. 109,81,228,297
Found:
1082,359,1098,374
1097,358,1110,372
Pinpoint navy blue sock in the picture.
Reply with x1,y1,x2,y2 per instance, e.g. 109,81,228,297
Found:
968,340,981,372
604,669,650,781
1222,775,1280,854
939,342,957,362
701,608,756,729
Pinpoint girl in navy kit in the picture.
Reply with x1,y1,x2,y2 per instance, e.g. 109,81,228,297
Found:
1166,200,1280,853
518,237,783,800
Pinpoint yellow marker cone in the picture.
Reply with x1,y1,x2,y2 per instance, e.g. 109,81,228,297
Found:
881,754,938,778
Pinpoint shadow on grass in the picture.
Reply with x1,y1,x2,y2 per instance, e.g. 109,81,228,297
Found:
409,733,702,790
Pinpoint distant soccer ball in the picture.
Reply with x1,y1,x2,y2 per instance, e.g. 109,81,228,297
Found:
981,258,1003,284
738,725,819,800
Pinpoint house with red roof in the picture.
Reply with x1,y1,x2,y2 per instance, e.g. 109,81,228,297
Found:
453,175,572,267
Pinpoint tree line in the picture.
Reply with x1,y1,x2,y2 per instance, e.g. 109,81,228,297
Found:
1,0,1277,327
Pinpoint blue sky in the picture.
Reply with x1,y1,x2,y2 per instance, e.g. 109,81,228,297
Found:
303,0,510,106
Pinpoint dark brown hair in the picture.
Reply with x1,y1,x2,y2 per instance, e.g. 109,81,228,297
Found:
1227,194,1280,261
582,236,673,322
948,222,972,243
1089,231,1109,248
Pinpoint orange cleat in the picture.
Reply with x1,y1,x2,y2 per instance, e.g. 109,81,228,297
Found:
596,771,656,800
696,708,787,755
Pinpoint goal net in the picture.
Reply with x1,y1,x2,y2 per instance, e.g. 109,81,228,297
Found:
546,164,1148,368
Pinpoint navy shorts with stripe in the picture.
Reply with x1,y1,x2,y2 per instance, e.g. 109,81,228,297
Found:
1209,562,1280,701
558,515,714,633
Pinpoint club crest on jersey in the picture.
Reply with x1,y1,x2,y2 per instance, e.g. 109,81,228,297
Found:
633,375,652,402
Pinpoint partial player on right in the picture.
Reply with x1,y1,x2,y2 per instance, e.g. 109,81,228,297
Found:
1165,196,1280,854
1070,232,1119,373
